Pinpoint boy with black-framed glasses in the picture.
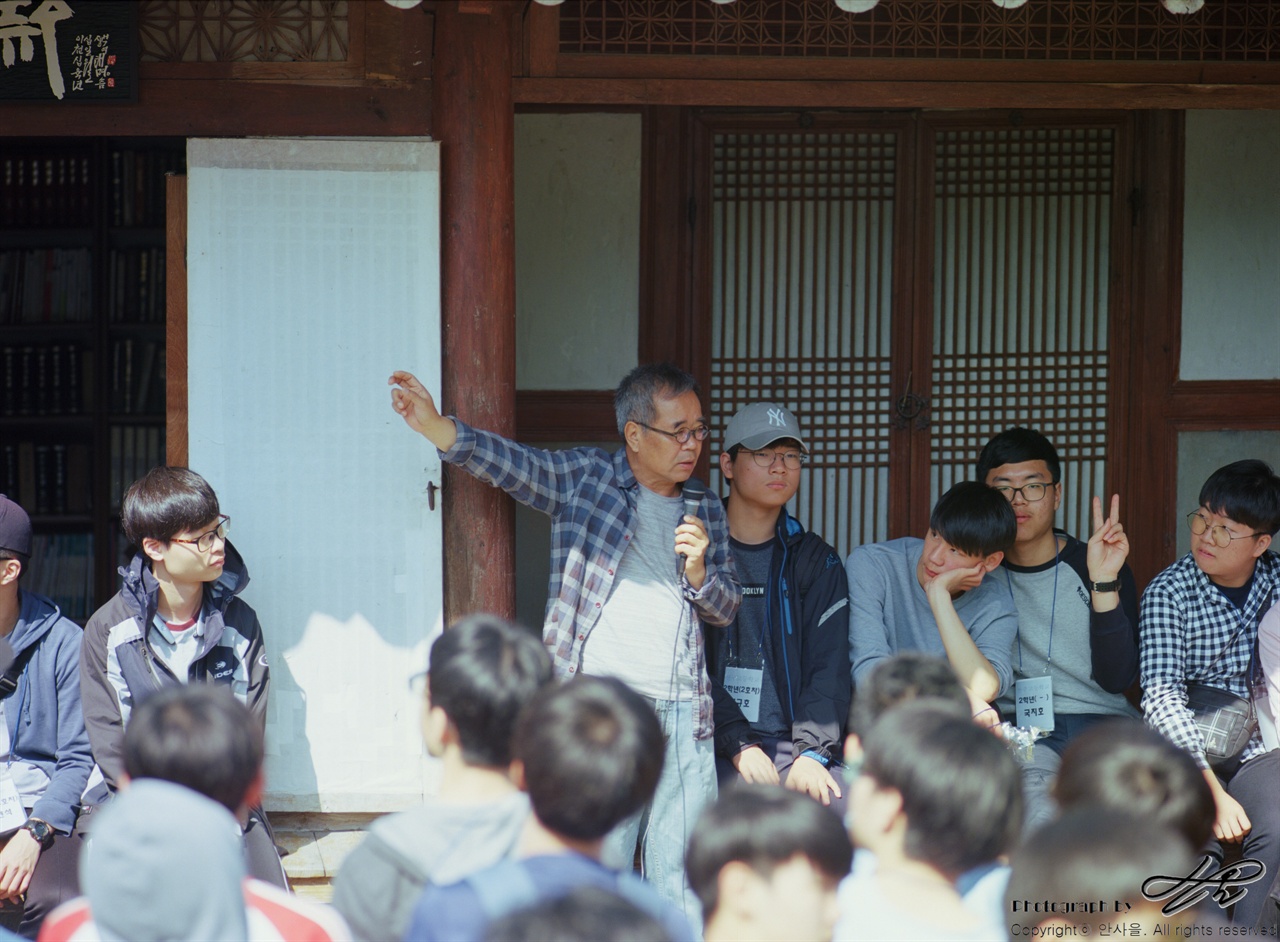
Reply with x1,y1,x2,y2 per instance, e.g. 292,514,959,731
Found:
1140,458,1280,930
80,466,281,886
975,427,1140,834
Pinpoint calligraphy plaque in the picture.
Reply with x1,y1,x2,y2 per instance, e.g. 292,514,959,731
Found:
0,1,138,102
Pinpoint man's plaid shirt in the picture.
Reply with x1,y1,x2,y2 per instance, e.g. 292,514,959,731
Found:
1139,550,1280,770
441,419,742,740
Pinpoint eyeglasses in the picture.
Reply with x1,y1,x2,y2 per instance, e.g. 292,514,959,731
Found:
992,482,1056,503
170,515,230,553
742,448,807,470
635,422,710,445
1186,511,1264,549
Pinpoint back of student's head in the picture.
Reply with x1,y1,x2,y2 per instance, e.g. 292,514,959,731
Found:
514,675,663,841
1053,719,1215,850
123,684,262,813
929,480,1017,557
1199,459,1280,535
686,786,853,923
82,778,249,941
428,614,554,768
975,427,1061,484
122,466,220,547
1005,809,1195,933
482,886,672,942
860,700,1022,877
846,652,969,738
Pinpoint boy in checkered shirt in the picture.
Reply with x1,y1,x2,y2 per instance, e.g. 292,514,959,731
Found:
1139,459,1280,930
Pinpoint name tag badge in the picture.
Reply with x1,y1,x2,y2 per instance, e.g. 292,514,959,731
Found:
724,665,764,724
0,767,27,831
1015,675,1055,731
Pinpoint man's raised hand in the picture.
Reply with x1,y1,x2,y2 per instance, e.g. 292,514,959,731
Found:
389,371,457,451
1087,494,1129,583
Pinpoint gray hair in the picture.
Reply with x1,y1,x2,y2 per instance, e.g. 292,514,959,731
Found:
613,363,700,439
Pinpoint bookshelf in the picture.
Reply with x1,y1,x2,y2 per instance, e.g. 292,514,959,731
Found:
1,138,182,622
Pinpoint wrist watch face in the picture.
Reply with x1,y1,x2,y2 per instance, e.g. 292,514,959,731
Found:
23,820,53,846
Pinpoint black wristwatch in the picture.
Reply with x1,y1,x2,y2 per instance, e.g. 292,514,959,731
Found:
1091,579,1122,593
21,818,54,850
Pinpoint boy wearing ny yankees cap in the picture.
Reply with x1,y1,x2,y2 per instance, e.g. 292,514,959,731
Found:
707,403,851,808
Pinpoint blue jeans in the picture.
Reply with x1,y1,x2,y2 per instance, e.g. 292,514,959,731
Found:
603,697,717,935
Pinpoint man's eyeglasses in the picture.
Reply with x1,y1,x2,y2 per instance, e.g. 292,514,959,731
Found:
742,448,807,471
635,422,710,445
1186,511,1264,549
993,482,1056,503
170,515,231,553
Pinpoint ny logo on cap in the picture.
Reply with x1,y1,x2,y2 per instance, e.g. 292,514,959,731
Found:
767,408,788,428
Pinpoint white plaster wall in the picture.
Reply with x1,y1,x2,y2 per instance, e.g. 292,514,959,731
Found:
514,113,641,389
1181,112,1280,381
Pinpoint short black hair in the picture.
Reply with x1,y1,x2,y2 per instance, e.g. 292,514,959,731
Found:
1005,809,1194,928
929,480,1017,557
1198,459,1280,536
428,614,553,768
847,652,969,736
122,467,221,547
860,700,1022,878
482,886,671,942
123,685,262,813
515,676,663,841
1054,719,1215,850
614,363,700,439
686,786,852,921
975,427,1061,484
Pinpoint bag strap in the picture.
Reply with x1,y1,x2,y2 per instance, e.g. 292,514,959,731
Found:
0,643,38,700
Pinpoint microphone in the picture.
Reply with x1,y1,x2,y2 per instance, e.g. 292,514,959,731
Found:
678,477,706,576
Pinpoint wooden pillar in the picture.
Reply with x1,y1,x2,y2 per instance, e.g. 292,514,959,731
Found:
432,1,518,622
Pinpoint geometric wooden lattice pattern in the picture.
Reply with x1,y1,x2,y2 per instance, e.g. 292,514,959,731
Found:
929,127,1114,539
139,0,350,63
711,131,898,554
562,0,1279,61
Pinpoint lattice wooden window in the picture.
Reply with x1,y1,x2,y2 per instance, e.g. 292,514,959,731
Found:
140,0,350,63
929,127,1114,539
562,0,1278,61
711,131,897,554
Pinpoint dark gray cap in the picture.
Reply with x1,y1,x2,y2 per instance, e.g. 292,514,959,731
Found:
0,495,31,557
722,403,808,453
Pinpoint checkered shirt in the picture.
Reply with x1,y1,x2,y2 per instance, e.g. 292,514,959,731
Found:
1139,550,1280,770
441,419,741,740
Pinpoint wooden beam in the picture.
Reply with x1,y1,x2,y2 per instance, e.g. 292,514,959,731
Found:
513,78,1280,110
432,0,519,623
516,391,616,442
1168,382,1280,430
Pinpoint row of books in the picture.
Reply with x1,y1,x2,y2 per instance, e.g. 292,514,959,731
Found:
0,442,93,515
111,148,184,228
1,343,89,416
0,249,94,324
109,425,166,511
110,338,166,415
26,532,95,624
107,247,166,324
1,153,95,228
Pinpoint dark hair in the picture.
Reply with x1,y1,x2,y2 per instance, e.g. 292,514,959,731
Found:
847,653,969,736
122,467,221,547
1005,809,1194,926
1054,720,1215,850
929,480,1017,557
515,676,663,841
860,701,1022,877
1198,459,1280,536
686,786,852,921
428,614,554,768
614,363,700,439
975,427,1061,485
482,886,671,942
123,685,262,813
